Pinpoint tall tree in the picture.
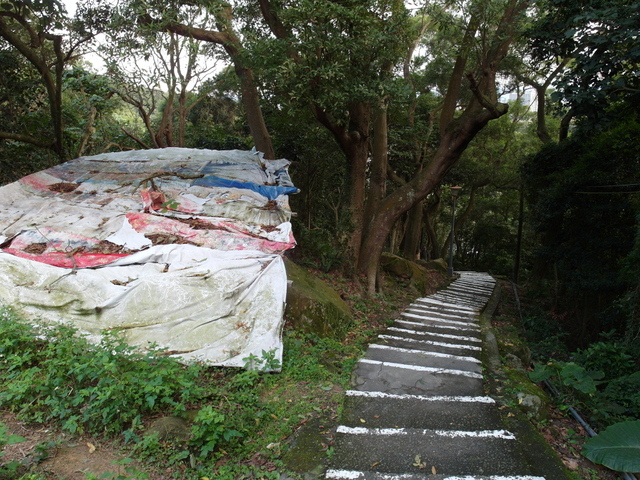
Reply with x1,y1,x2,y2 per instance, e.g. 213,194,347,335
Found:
252,0,412,261
0,0,92,160
356,0,531,292
527,0,640,123
99,19,218,149
120,0,277,158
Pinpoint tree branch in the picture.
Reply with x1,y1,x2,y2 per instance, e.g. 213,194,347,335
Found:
0,131,55,149
120,127,151,149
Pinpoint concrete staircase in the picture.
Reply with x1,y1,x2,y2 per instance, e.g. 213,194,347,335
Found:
324,272,570,480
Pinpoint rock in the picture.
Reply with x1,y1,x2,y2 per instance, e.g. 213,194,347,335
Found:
145,416,191,442
417,258,448,274
284,259,353,338
380,253,447,294
506,353,525,370
517,393,547,421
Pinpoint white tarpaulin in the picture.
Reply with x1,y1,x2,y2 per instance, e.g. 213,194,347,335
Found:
0,148,298,368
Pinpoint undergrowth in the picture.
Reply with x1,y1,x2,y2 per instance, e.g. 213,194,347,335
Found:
504,285,640,430
0,274,417,479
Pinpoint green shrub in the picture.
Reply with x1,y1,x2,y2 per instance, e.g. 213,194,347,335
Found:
573,341,636,382
0,307,206,438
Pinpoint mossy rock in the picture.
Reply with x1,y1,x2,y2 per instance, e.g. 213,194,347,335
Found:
504,368,551,421
380,253,446,294
284,259,353,339
416,258,448,274
145,416,191,442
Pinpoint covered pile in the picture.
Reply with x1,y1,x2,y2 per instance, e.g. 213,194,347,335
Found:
0,148,298,368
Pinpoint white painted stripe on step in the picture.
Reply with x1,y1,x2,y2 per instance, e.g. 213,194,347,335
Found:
325,471,545,480
358,358,482,378
378,334,482,352
324,471,417,479
416,298,477,311
369,343,481,363
403,311,477,325
336,425,516,439
405,303,478,325
396,318,479,333
345,390,495,403
388,327,482,343
405,307,478,319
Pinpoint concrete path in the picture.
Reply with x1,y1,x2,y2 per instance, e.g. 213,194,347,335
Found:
324,272,570,480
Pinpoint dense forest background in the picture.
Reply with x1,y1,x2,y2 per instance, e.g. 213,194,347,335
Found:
0,0,638,354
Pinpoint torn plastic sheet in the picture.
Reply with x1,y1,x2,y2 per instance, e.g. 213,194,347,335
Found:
0,148,298,368
0,246,287,367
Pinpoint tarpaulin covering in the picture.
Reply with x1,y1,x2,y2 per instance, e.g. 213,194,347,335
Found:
0,148,298,368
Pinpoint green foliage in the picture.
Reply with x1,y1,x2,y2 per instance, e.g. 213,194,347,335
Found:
249,0,412,115
527,0,640,120
242,349,282,372
0,421,26,477
523,116,640,345
0,307,205,438
573,341,636,381
529,361,602,395
189,406,242,460
583,420,640,472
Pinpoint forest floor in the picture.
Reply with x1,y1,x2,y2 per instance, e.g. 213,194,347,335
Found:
0,272,622,480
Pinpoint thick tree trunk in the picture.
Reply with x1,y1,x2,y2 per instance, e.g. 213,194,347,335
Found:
362,103,389,269
439,182,486,258
358,103,507,293
313,102,371,265
423,192,442,260
402,201,424,260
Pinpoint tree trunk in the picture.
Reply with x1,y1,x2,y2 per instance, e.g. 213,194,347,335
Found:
402,201,424,260
439,182,486,258
423,193,442,260
312,102,371,265
149,16,276,159
361,102,389,272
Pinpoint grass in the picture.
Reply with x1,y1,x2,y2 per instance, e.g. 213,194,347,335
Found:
0,273,421,480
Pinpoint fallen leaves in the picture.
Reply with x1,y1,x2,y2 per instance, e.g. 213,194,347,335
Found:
412,454,437,473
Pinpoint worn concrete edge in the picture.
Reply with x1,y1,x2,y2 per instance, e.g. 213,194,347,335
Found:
479,279,573,480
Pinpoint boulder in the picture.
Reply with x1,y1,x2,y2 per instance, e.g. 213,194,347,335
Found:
417,258,448,274
380,253,448,294
284,259,353,338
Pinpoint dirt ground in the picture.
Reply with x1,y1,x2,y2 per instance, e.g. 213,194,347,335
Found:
1,411,170,480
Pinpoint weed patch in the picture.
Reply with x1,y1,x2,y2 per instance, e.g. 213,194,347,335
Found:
0,272,422,479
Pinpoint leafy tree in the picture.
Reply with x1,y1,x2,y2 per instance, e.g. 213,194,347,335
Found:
354,0,532,292
119,0,277,158
524,115,640,346
527,0,640,123
97,4,220,149
0,0,93,160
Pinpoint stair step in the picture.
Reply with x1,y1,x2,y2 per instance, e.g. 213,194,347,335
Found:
341,391,502,430
394,318,481,337
330,426,535,477
377,334,482,358
365,344,482,373
352,358,483,396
